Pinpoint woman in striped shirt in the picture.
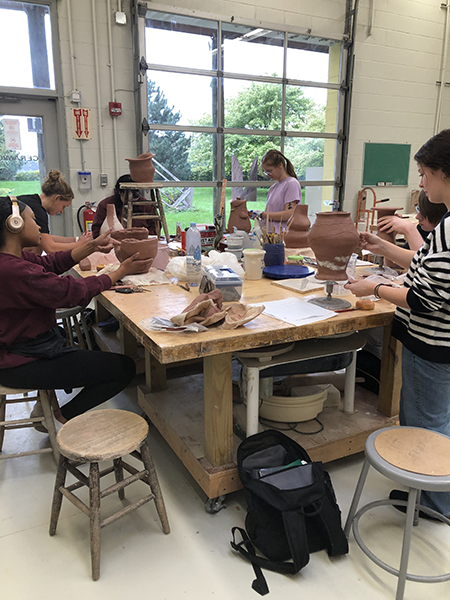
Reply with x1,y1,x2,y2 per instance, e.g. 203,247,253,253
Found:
346,129,450,520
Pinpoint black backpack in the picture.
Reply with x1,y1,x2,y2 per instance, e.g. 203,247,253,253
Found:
230,430,348,595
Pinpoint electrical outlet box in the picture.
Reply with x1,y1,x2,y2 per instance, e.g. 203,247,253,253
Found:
100,173,108,187
70,90,82,103
115,11,127,25
78,171,92,190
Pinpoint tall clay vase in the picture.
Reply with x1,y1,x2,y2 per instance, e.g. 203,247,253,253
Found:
284,204,311,248
373,206,403,269
227,198,252,233
307,211,359,281
126,152,155,183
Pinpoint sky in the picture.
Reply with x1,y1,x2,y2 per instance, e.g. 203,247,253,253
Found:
0,8,54,157
0,10,330,157
145,28,330,124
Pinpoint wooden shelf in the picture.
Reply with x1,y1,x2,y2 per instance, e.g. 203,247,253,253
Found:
138,376,398,499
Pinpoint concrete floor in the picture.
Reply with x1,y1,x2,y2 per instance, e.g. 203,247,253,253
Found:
1,381,449,600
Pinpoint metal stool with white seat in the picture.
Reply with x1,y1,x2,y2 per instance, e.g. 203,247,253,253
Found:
344,426,450,600
0,385,59,463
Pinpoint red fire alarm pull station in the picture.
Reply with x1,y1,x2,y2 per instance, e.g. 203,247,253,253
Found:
109,102,122,116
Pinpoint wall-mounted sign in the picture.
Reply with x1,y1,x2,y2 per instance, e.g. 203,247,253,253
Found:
3,118,21,150
72,108,92,140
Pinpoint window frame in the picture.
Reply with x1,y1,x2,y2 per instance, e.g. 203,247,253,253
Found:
133,5,349,213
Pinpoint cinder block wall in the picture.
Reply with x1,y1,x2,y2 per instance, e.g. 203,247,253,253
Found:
56,0,450,230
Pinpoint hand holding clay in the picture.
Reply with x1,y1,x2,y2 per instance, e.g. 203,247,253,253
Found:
113,251,153,277
359,231,390,255
75,231,93,246
377,215,415,236
92,229,116,254
344,277,378,298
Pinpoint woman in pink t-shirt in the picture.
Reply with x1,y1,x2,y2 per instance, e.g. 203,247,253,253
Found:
258,150,302,234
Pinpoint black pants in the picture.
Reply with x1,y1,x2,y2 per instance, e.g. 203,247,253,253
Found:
0,349,136,420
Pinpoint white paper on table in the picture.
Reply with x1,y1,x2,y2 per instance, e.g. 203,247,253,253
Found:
261,298,336,326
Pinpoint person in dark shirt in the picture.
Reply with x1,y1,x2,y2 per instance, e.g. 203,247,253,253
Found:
91,174,160,239
0,196,152,425
19,169,91,254
377,190,447,250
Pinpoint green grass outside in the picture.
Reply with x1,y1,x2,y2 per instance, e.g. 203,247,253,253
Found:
0,181,40,196
0,180,306,237
163,187,306,234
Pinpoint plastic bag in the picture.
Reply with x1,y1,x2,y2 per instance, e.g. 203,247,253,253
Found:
165,256,213,282
139,317,208,333
207,250,245,277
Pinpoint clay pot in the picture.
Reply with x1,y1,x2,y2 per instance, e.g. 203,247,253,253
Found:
307,211,359,281
114,236,158,274
126,152,155,183
111,228,148,243
284,203,311,248
227,198,251,233
373,206,403,269
120,237,158,260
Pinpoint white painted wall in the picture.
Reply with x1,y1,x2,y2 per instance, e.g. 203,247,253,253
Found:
347,0,449,214
55,0,450,233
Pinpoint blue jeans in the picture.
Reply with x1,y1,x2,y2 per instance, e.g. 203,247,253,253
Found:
400,346,450,516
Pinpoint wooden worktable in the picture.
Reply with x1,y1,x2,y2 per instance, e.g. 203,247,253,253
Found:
79,269,400,500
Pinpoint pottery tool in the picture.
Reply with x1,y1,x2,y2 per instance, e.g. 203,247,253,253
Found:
213,179,227,249
169,277,190,292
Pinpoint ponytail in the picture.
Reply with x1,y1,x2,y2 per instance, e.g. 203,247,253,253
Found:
261,149,298,179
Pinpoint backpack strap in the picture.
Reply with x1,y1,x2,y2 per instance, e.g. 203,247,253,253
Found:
317,495,349,557
231,509,310,594
282,509,310,571
231,527,270,596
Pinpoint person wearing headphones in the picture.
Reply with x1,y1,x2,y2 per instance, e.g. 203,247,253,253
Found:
0,196,151,425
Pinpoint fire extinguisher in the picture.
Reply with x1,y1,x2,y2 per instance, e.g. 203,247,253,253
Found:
77,202,96,233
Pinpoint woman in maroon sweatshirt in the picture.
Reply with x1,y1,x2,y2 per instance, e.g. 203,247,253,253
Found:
0,197,152,425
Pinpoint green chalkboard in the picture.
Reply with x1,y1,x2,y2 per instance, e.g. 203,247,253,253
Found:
362,143,411,186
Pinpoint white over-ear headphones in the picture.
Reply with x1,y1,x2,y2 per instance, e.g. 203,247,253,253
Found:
5,196,24,233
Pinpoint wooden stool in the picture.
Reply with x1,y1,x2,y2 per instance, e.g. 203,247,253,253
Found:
0,385,59,463
344,426,450,600
56,306,93,350
49,409,170,580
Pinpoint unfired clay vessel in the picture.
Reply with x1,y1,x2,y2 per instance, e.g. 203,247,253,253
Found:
119,237,158,261
373,206,403,269
284,204,311,248
227,198,251,233
111,227,148,243
111,228,157,274
307,211,359,281
126,152,155,183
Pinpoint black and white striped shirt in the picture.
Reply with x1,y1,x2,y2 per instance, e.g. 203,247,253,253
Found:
392,211,450,363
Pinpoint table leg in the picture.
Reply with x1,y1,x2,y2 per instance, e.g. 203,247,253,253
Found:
144,348,167,392
343,350,357,415
203,353,233,467
378,323,401,417
245,366,260,437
